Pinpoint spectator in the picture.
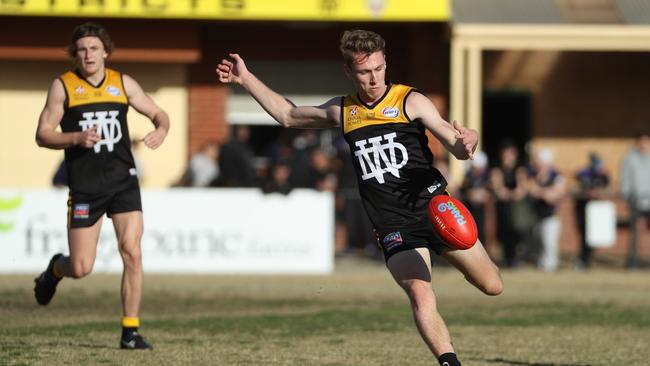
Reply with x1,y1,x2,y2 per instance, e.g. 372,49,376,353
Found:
218,125,256,187
262,160,293,195
527,148,566,271
620,130,650,268
490,140,529,268
188,141,220,187
574,152,611,269
460,151,490,243
308,147,338,192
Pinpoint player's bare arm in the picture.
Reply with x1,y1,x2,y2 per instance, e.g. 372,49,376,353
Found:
35,78,100,149
406,91,478,160
123,74,170,150
216,53,340,128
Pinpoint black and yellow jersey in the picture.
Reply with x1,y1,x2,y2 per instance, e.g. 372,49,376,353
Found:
341,83,447,229
59,68,137,193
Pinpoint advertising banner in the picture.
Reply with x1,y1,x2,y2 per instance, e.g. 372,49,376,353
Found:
0,0,449,21
0,188,334,274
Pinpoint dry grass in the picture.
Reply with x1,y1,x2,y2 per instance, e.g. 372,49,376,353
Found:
1,258,649,366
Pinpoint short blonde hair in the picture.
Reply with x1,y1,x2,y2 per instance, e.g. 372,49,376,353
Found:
339,29,386,67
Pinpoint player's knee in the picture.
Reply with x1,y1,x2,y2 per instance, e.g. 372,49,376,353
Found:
402,280,433,307
70,261,93,278
481,277,503,296
119,242,142,267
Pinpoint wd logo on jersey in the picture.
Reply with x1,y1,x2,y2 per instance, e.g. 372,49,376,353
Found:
78,111,123,153
381,106,400,118
354,132,408,184
382,231,403,251
74,86,85,94
73,203,90,219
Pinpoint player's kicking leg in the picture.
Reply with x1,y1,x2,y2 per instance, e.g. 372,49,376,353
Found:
112,211,152,350
441,239,503,296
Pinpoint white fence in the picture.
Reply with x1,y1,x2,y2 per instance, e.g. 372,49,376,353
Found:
0,188,334,274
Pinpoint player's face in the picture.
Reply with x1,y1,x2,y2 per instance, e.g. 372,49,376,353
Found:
345,51,387,103
74,36,107,76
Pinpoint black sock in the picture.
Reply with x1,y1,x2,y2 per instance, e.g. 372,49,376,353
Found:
122,327,138,339
438,352,461,366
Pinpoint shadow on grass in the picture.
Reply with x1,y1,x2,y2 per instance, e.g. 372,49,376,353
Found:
480,358,592,366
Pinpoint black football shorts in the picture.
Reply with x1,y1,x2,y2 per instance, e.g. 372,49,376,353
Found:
67,184,142,228
374,222,446,263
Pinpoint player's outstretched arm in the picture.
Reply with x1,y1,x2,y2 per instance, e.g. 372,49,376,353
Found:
35,79,100,149
216,53,340,128
123,74,170,150
406,92,477,160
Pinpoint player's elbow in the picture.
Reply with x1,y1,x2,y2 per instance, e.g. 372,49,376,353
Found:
35,133,46,147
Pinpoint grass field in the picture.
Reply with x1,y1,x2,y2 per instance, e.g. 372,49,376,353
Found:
1,257,649,366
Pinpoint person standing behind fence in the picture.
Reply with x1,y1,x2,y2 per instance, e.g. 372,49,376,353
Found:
490,140,529,268
527,148,565,271
574,152,611,269
620,131,650,269
459,151,490,244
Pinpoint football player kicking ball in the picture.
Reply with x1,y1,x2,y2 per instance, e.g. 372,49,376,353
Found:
34,22,170,350
216,29,502,366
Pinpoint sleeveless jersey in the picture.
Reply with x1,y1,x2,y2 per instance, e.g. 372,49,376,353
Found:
342,84,447,229
59,68,137,193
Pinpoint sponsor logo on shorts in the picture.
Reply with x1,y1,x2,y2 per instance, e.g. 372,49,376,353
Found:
106,86,121,96
382,106,400,118
73,203,90,219
382,231,403,251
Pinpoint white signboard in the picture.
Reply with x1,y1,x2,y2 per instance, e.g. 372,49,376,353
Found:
586,200,616,248
0,189,334,274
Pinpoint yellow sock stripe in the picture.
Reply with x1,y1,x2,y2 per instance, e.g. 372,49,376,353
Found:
121,317,140,328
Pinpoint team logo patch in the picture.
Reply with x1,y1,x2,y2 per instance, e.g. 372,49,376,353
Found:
73,203,90,219
354,132,408,184
79,110,122,153
382,231,403,251
106,86,121,96
75,86,85,94
348,106,362,125
382,106,400,118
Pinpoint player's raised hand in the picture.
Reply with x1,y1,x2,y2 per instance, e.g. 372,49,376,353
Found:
452,120,478,159
78,125,100,148
216,53,248,85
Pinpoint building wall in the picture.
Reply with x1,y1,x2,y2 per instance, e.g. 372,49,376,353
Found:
483,50,650,259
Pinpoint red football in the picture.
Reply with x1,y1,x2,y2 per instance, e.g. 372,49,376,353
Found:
428,195,478,250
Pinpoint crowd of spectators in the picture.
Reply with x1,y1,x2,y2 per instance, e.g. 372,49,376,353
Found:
56,125,646,269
